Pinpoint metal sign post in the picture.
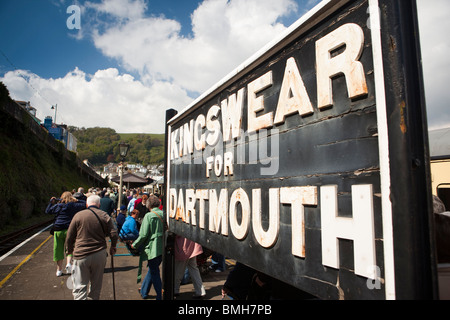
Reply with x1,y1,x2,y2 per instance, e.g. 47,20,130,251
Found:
163,108,178,300
164,0,438,300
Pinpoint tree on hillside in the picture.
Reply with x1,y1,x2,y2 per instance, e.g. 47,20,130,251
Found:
68,127,165,166
69,127,120,164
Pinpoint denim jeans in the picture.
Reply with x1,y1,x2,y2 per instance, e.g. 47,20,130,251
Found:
120,233,138,241
141,255,162,299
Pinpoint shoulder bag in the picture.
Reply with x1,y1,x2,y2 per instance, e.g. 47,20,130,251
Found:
88,208,107,237
151,209,168,231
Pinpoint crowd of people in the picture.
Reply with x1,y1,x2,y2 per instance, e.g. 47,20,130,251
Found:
42,184,450,301
46,186,306,301
45,186,209,301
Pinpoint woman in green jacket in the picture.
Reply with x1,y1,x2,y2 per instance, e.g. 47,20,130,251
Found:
132,194,164,300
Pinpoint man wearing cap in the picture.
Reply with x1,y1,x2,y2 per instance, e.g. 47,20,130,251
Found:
73,187,87,201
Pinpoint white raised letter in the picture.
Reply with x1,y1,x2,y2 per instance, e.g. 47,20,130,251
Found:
274,57,313,124
214,154,223,177
186,189,196,225
248,71,273,133
206,105,221,146
316,23,368,109
170,128,179,160
320,185,376,279
229,188,250,240
280,186,317,258
209,189,229,236
222,88,245,142
196,190,209,229
194,114,206,151
252,188,279,248
183,120,194,156
169,188,177,218
178,124,184,158
224,151,234,176
206,156,214,178
176,189,185,222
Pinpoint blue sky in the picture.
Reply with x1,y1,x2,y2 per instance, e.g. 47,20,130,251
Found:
0,0,304,79
0,1,105,78
0,0,449,134
0,0,198,79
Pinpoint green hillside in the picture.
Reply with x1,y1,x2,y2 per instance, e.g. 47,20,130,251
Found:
69,127,165,166
119,133,165,165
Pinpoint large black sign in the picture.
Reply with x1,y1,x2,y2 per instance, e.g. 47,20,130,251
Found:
165,0,438,299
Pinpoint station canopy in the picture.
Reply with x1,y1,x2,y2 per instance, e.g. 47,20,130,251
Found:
111,172,153,189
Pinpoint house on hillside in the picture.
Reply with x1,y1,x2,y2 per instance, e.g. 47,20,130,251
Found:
15,100,40,123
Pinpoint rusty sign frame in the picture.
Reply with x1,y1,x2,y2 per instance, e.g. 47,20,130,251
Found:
164,0,438,300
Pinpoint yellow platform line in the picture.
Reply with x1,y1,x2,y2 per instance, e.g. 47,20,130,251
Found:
225,259,236,266
0,235,53,288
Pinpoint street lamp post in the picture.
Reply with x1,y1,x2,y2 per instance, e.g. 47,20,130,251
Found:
51,104,58,124
117,143,130,212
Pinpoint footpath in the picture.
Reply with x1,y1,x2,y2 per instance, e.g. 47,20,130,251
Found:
0,228,233,301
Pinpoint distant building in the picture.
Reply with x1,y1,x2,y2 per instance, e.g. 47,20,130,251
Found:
429,128,450,209
15,100,41,124
111,171,152,189
13,100,77,152
42,116,77,152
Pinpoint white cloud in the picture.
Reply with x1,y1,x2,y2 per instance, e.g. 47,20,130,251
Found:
417,0,450,130
4,0,447,135
78,0,450,133
2,0,304,134
89,0,299,93
1,68,191,133
81,0,450,133
85,0,147,20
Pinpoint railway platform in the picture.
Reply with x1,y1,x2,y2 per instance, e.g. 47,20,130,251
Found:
2,224,449,303
0,224,232,301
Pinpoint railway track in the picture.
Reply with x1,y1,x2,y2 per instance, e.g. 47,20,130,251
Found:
0,219,54,257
